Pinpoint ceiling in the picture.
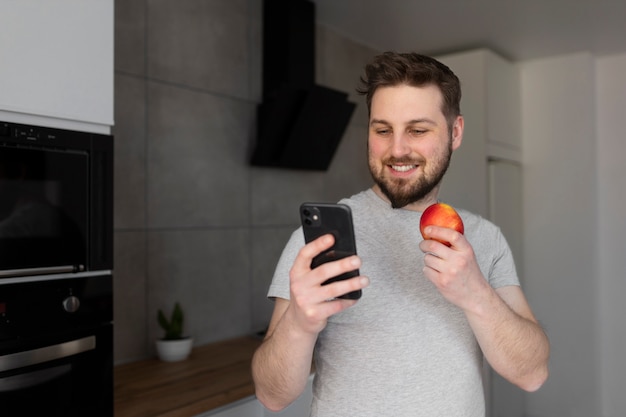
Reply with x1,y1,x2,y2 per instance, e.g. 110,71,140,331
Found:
311,0,626,61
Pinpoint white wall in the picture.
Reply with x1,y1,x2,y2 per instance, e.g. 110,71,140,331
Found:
596,53,626,417
520,51,626,417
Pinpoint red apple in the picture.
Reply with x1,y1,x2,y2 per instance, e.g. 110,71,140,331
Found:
419,202,464,246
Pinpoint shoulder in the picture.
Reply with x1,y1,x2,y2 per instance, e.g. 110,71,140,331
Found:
456,208,501,235
454,208,511,255
339,188,389,217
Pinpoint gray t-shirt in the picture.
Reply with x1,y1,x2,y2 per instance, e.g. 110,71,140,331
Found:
268,189,519,417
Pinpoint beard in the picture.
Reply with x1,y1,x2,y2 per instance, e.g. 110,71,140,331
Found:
369,141,453,209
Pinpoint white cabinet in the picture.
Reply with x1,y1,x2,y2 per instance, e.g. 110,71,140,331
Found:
438,49,521,161
0,0,114,134
435,49,524,417
484,52,521,162
486,159,525,417
435,48,521,218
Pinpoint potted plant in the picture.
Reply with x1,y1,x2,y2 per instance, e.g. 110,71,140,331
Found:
155,302,193,362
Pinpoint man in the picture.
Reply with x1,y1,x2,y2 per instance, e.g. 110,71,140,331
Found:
252,52,549,417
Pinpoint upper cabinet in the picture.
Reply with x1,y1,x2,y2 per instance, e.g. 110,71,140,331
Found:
437,49,521,162
434,49,521,217
483,51,521,162
0,1,114,134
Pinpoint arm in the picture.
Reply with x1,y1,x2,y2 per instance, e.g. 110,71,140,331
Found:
252,234,369,411
476,285,549,391
419,225,550,392
252,298,316,412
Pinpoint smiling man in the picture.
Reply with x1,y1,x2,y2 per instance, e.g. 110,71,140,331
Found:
367,82,461,209
252,52,550,417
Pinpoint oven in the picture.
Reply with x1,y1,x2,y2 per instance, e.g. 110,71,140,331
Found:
0,120,113,416
0,273,113,416
0,120,113,278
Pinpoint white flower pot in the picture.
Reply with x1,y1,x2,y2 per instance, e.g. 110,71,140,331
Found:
156,337,193,362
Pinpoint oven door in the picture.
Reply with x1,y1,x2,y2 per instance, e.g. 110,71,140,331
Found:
0,324,112,417
0,144,89,276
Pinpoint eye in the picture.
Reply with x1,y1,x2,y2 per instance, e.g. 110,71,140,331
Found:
409,128,427,136
375,128,392,136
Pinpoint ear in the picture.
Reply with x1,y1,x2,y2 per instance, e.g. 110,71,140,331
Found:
451,116,464,151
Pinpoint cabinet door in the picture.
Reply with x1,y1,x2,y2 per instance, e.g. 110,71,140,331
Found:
488,158,523,279
487,158,524,417
436,49,489,217
485,52,521,162
0,1,113,131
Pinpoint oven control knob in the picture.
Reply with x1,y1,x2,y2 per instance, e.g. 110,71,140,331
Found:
63,296,81,313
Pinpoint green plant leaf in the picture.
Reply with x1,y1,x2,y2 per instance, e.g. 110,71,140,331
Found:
157,309,169,330
157,302,185,340
172,302,184,326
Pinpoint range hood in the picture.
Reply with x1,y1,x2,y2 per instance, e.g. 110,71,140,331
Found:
250,0,356,171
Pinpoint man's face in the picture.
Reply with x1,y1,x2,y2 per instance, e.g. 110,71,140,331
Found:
367,84,463,210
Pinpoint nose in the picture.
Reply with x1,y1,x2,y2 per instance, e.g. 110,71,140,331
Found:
390,133,411,157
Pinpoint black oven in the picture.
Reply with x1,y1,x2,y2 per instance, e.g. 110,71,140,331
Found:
0,121,113,416
0,274,113,416
0,121,113,277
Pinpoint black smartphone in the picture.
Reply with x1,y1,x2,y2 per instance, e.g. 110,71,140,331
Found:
299,202,362,300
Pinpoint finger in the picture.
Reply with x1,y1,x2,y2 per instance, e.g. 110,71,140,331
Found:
290,275,366,332
423,252,444,273
422,225,465,248
320,275,369,300
312,254,361,284
419,239,450,259
292,234,335,274
307,296,359,321
298,255,362,299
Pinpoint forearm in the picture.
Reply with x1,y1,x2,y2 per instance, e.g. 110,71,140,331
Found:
466,286,549,391
253,237,366,410
252,308,317,411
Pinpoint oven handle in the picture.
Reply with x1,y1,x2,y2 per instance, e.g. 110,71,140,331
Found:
0,265,85,278
0,335,96,373
0,364,71,392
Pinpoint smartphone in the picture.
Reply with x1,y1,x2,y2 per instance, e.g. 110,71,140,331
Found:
299,202,362,300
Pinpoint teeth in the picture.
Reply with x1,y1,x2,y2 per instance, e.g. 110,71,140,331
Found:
392,165,416,172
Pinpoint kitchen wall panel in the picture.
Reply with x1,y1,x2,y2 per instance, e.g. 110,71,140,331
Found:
147,0,251,100
114,231,148,364
146,81,254,229
113,74,147,230
115,0,146,76
113,0,377,363
147,229,252,350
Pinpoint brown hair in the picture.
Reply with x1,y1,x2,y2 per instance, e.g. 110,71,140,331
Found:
356,52,462,128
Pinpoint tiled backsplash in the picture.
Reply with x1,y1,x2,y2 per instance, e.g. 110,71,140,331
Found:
112,0,376,364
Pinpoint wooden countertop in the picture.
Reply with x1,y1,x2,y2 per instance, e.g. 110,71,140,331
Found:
114,336,263,417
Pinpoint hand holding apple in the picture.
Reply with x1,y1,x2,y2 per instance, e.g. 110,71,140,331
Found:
419,202,464,246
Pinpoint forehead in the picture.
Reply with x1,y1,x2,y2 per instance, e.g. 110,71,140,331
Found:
370,84,445,122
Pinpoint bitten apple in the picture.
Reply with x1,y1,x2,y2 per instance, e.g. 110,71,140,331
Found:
419,202,464,246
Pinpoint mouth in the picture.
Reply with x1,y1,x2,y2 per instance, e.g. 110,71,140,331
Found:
390,164,417,173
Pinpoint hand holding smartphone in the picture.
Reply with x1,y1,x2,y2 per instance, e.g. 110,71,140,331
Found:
299,203,362,300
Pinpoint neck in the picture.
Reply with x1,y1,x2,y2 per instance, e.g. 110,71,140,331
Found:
370,185,439,212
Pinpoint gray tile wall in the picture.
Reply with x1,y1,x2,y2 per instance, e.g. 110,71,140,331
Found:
113,0,377,364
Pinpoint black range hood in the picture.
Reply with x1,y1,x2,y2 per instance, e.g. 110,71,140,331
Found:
251,0,356,171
